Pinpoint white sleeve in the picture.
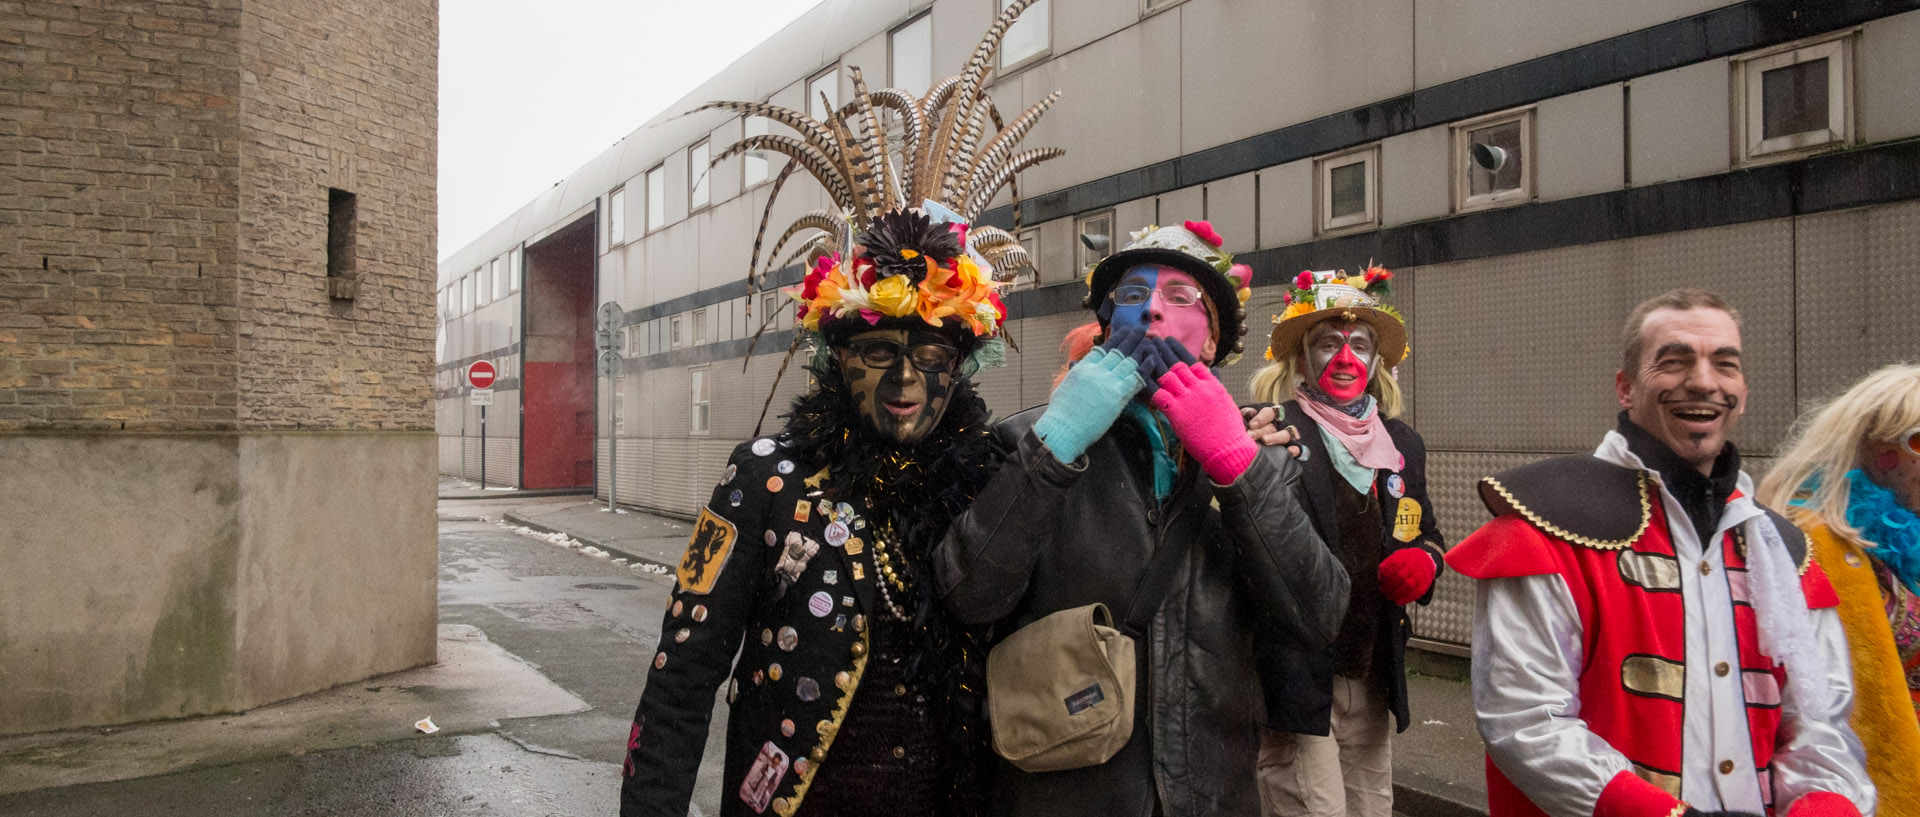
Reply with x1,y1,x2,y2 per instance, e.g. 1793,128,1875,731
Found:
1771,606,1877,815
1472,574,1634,817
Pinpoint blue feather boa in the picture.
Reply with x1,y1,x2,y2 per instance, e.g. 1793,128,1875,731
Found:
1837,469,1920,594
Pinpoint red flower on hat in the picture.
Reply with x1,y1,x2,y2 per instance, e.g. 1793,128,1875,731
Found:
1228,263,1252,289
1294,270,1315,289
1184,220,1224,248
1363,266,1393,284
1282,292,1293,304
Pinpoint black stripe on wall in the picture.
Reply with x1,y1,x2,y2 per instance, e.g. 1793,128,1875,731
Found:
978,0,1920,230
607,136,1920,373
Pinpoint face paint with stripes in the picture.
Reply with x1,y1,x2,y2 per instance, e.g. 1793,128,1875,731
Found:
837,328,958,444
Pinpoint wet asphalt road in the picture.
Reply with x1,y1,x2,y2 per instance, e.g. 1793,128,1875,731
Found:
0,501,726,817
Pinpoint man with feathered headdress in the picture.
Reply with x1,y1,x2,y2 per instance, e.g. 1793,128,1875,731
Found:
619,3,1064,816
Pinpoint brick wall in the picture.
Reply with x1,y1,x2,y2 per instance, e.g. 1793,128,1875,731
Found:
0,0,246,432
235,0,436,431
0,0,435,433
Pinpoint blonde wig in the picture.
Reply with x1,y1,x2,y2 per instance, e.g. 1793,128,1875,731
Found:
1249,342,1404,420
1758,363,1920,540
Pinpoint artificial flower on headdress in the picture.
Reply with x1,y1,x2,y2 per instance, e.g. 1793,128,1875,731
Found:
786,210,1006,340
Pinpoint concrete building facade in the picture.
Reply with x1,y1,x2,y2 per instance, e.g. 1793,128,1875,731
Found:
1,0,439,735
438,0,1920,654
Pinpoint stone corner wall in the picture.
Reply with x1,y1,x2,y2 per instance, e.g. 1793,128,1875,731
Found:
0,0,246,433
235,0,438,432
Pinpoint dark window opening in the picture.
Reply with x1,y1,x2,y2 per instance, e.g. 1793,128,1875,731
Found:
1761,58,1829,140
328,188,357,279
1329,161,1368,219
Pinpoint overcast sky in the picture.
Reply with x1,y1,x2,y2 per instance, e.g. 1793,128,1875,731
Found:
438,0,822,261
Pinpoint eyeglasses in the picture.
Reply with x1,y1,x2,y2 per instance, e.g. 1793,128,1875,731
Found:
1902,427,1920,456
1109,283,1203,307
846,339,959,373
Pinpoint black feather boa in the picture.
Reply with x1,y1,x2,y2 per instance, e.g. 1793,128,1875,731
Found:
777,365,1001,815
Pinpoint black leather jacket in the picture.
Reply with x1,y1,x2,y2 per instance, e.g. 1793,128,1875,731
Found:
933,407,1349,817
1255,401,1447,736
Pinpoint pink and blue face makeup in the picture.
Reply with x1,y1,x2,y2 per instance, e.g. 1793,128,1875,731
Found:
1100,265,1215,362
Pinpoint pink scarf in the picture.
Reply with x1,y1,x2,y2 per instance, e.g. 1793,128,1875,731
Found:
1294,388,1404,471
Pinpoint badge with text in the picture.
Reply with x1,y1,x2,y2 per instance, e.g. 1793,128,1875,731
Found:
738,741,790,813
1393,497,1422,542
675,506,737,595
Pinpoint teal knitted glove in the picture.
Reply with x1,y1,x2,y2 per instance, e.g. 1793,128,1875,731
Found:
1033,332,1147,464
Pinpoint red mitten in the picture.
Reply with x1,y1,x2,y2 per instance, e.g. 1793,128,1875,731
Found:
1784,792,1861,817
1595,770,1684,817
1378,548,1437,605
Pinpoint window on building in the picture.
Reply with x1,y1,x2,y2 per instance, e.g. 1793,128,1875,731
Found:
690,366,711,435
1012,228,1040,290
671,314,686,348
493,257,509,300
475,266,491,307
761,291,783,330
607,187,626,247
1452,108,1533,213
690,141,711,211
1143,0,1189,14
1734,35,1853,166
808,68,839,120
743,116,769,187
891,15,932,95
461,273,475,314
646,166,666,233
692,308,709,346
1000,0,1048,69
327,188,356,280
508,249,521,292
438,286,449,320
1075,210,1115,273
1315,145,1380,235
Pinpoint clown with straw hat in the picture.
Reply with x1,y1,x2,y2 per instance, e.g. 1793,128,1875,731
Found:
1247,266,1446,817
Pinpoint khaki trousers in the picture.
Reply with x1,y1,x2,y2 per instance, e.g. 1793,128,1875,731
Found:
1256,674,1393,817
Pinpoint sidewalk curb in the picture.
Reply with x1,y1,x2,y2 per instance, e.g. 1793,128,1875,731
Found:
1395,768,1487,817
439,488,592,501
499,511,678,573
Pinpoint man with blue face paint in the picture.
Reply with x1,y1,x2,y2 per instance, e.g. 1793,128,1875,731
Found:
933,221,1349,817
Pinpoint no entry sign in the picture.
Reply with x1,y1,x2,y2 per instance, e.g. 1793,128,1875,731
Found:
466,360,497,390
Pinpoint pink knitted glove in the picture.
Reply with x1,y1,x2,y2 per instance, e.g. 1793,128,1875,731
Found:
1150,362,1260,484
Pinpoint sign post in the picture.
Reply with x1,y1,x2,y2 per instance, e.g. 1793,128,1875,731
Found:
596,303,624,512
467,361,498,489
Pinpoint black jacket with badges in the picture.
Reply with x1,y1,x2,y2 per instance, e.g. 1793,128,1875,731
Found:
933,406,1349,817
621,381,999,817
1254,401,1445,736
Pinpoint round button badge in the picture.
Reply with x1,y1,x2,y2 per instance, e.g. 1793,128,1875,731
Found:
808,591,834,617
752,439,776,457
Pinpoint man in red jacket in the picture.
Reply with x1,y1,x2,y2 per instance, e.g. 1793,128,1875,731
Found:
1446,289,1873,817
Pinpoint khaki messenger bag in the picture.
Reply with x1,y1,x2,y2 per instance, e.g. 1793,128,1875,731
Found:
985,533,1191,773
